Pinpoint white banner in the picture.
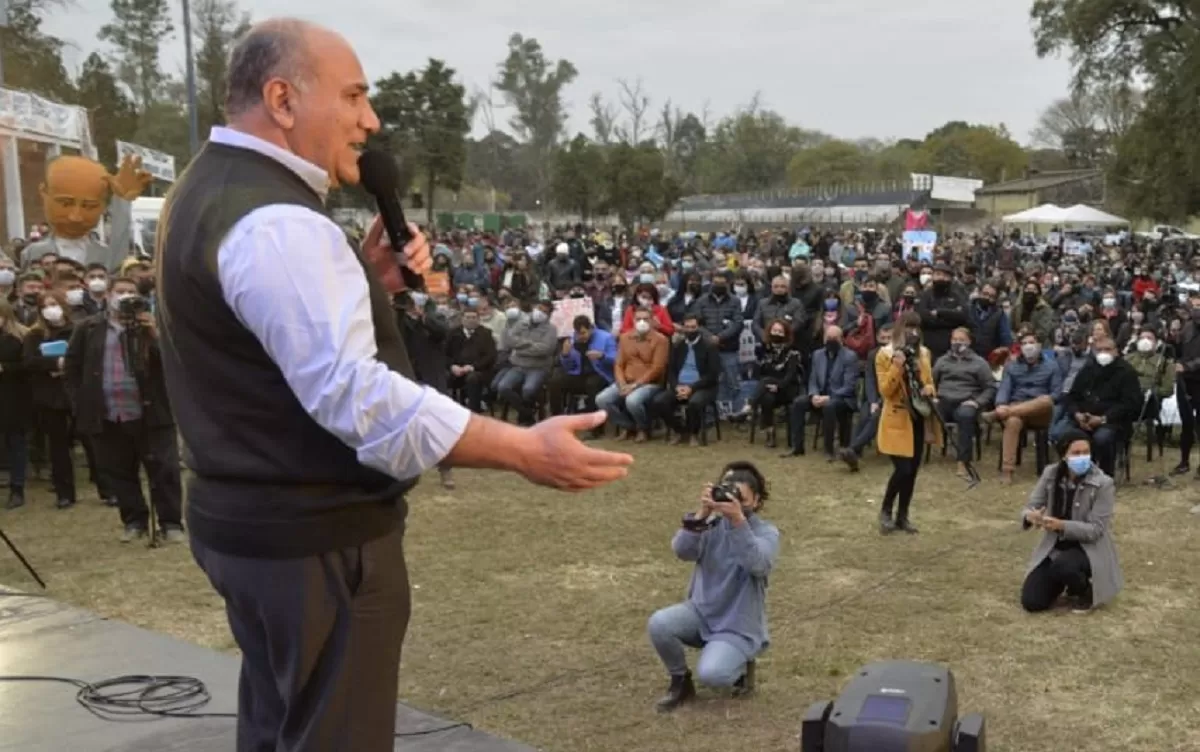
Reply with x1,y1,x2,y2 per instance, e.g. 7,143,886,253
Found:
116,140,176,183
0,87,92,152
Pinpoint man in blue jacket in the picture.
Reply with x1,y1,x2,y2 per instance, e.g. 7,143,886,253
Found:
986,330,1063,483
546,314,617,422
786,326,859,460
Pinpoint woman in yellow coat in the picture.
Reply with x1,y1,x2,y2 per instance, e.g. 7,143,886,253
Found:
875,311,943,535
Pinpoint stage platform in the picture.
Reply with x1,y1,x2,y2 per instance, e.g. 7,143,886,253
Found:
0,589,534,752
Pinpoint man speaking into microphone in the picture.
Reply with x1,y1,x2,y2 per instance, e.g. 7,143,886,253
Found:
155,18,633,752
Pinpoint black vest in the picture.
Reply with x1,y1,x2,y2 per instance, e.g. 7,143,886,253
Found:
158,142,414,558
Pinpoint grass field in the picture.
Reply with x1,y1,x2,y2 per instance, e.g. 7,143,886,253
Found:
1,433,1198,752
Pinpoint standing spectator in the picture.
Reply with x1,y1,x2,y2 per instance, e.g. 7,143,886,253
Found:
969,282,1011,357
64,277,184,542
694,271,744,413
752,275,806,347
1013,281,1057,347
23,290,76,509
597,306,667,442
916,262,970,362
0,300,30,509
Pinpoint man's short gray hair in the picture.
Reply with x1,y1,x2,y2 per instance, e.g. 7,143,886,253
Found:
225,18,313,117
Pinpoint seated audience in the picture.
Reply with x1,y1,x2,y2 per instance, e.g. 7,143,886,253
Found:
495,299,559,426
932,327,996,476
748,319,802,449
647,461,779,712
786,325,858,459
1061,334,1142,477
1020,430,1124,612
596,306,668,442
988,331,1063,484
621,282,675,336
652,313,721,447
751,275,806,348
1124,326,1175,425
446,308,498,413
548,315,617,419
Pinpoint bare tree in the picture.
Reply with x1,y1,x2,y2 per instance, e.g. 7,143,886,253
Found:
658,99,685,174
1030,91,1097,150
473,85,498,134
1094,83,1142,142
1031,83,1142,168
588,92,617,145
614,77,650,145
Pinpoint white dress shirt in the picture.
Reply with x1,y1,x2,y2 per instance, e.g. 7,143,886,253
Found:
209,126,470,482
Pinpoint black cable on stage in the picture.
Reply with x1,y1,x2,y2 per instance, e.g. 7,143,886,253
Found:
0,674,470,738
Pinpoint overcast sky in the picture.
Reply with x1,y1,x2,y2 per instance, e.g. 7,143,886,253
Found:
41,0,1072,146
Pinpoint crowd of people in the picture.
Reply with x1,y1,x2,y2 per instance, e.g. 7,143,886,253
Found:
0,246,181,543
390,221,1169,707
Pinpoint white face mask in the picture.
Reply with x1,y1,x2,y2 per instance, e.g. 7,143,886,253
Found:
505,307,521,321
87,278,108,294
1020,343,1040,360
1137,338,1154,353
1101,297,1116,308
637,296,653,307
531,309,549,325
1095,352,1115,367
919,273,932,286
734,284,748,296
0,269,14,286
42,305,63,324
410,292,428,308
634,320,651,334
65,289,84,306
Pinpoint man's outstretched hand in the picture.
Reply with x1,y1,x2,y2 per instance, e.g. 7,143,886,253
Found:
519,411,633,491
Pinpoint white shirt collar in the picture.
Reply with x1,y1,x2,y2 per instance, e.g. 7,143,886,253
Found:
208,126,330,200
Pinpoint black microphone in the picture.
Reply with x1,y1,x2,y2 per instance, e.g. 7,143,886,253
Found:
358,150,423,291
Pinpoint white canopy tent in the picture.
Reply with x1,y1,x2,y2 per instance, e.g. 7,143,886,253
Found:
1059,204,1129,225
1002,204,1066,223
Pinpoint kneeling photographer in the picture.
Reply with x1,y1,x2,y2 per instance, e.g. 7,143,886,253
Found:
65,276,184,544
646,461,780,712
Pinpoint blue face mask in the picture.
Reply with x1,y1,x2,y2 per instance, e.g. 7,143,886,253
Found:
639,273,655,284
681,261,695,271
456,293,468,304
1066,455,1092,476
824,299,839,312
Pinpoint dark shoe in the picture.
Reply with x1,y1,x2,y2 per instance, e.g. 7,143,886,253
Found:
896,519,920,535
824,452,836,463
879,511,897,535
764,429,777,449
839,447,860,472
6,490,25,510
732,661,756,698
655,671,696,713
56,497,75,510
780,446,804,458
1170,464,1191,477
101,497,118,508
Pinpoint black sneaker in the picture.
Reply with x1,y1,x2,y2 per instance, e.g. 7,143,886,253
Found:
896,519,920,535
879,512,897,535
56,498,75,510
120,525,148,544
655,671,696,713
1170,464,1190,476
732,661,756,698
839,448,861,472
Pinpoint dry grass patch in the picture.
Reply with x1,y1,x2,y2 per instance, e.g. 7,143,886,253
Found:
1,437,1198,751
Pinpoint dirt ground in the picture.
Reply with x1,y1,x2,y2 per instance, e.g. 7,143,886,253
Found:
1,435,1197,752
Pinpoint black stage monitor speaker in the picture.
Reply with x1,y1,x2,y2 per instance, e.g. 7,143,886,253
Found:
800,661,985,752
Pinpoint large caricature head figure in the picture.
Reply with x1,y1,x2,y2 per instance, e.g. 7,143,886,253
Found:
40,156,111,240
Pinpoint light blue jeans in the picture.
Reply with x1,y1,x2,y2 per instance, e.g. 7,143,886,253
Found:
595,383,662,430
647,602,748,687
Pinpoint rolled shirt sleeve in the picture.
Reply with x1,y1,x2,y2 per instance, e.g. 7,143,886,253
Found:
218,204,470,481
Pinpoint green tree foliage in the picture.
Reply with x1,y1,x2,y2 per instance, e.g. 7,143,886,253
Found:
602,141,681,226
98,0,175,112
914,123,1028,183
75,53,138,168
493,34,578,204
192,0,251,135
0,1,75,101
1031,0,1192,217
697,97,826,192
372,59,472,225
787,140,868,187
551,134,605,219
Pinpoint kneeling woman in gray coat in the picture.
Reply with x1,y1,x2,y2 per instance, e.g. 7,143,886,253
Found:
1020,429,1124,612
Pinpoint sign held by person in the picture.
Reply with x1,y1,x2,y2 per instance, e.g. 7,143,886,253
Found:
116,140,176,183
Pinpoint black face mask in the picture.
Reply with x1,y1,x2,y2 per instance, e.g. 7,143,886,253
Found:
569,291,585,299
773,292,789,302
687,283,702,295
21,293,37,305
861,291,878,306
770,333,787,344
825,340,841,354
612,288,626,297
903,294,916,304
711,284,728,297
684,331,701,343
977,298,993,309
932,280,950,294
1023,293,1038,308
